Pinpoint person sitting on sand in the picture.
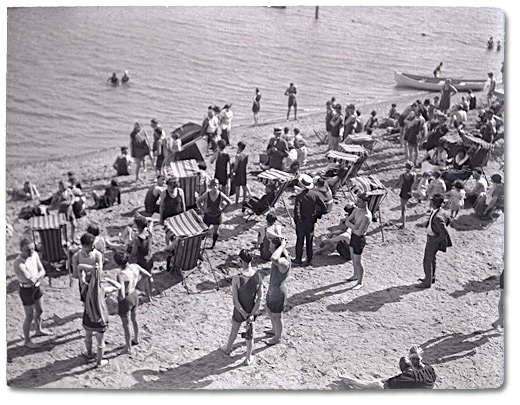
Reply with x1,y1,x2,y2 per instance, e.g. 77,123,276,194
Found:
257,213,282,261
92,179,121,209
388,103,399,120
9,180,40,201
343,356,417,389
121,70,130,83
114,250,152,355
473,173,504,219
265,229,291,346
129,214,154,301
465,169,488,206
113,146,133,176
144,175,166,215
408,346,437,388
12,238,50,349
108,72,119,85
315,203,355,256
220,249,263,365
450,105,467,129
50,180,76,242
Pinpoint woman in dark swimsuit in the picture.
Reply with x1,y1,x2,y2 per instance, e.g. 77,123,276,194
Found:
396,162,417,229
439,79,458,112
129,215,154,301
211,140,230,195
196,178,232,248
159,177,186,224
252,88,261,125
232,141,251,204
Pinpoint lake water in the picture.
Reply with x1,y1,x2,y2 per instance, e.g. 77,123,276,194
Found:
6,6,504,164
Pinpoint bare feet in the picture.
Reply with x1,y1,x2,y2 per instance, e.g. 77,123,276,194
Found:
219,345,231,355
33,329,51,337
121,345,132,355
24,341,39,349
352,283,363,290
82,350,95,360
96,359,109,368
244,355,255,365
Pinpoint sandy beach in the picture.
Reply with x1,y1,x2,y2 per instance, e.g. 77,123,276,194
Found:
5,91,504,389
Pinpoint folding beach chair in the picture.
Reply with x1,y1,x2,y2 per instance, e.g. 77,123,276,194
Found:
347,175,388,241
164,209,218,291
325,150,360,197
165,159,200,208
344,133,376,152
30,213,69,285
246,168,294,222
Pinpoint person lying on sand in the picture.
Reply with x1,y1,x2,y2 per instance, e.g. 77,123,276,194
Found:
9,181,40,201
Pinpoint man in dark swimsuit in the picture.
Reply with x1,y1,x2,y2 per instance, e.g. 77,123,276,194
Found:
285,82,298,121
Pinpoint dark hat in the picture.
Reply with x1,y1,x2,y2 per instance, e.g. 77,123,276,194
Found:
274,127,283,134
491,173,502,183
151,118,158,125
405,161,413,169
347,103,355,110
430,194,444,207
239,249,253,263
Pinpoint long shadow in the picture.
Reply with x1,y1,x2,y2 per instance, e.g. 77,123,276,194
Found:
419,329,502,365
131,340,272,389
7,329,83,362
45,312,83,328
327,283,420,313
150,268,182,295
286,280,356,311
7,344,123,388
449,214,492,231
6,278,20,294
450,275,499,298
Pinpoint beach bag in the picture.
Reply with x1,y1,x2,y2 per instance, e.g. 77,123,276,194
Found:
336,240,351,261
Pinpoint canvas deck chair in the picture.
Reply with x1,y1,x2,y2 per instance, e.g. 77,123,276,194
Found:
347,175,388,241
165,159,200,208
344,133,376,151
30,213,69,285
164,209,219,290
325,150,360,197
338,143,370,158
462,132,492,169
246,168,294,221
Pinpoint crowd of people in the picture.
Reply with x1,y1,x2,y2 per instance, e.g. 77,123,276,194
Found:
10,76,504,384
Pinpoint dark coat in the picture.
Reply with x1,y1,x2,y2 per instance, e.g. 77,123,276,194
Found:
430,209,452,251
294,189,327,226
267,137,289,170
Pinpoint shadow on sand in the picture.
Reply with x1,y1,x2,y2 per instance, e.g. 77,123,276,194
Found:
449,275,499,298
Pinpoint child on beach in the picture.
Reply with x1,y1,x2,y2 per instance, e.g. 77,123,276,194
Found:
396,162,417,229
447,180,466,218
113,147,132,176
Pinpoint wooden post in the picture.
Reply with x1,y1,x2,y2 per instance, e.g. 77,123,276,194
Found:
315,6,319,19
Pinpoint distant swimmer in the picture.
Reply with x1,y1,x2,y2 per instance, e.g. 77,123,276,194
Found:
122,70,130,83
108,72,119,85
285,82,298,121
433,62,443,78
496,40,502,51
487,36,494,50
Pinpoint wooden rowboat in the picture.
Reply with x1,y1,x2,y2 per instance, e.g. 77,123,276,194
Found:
394,71,486,91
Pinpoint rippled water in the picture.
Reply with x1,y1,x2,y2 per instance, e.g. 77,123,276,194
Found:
6,6,504,164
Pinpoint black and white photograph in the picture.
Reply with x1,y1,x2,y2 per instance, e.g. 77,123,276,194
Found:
3,1,508,393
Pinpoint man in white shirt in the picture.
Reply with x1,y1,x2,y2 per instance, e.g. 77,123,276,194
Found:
202,107,220,151
220,104,233,146
12,238,49,348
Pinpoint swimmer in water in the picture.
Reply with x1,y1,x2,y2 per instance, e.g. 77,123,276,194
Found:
487,36,494,50
108,72,119,85
122,70,130,83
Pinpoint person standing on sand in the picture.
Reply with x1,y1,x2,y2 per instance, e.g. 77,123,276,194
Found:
329,103,343,151
486,72,497,107
265,230,291,346
232,141,251,205
293,174,327,267
438,79,458,112
418,194,452,289
344,194,372,290
396,162,417,229
285,82,298,121
130,121,152,182
266,127,289,170
252,88,261,125
196,178,232,249
220,249,263,365
13,238,50,349
219,104,233,146
114,251,152,355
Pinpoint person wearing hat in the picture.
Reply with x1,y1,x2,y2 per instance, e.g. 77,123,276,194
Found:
266,127,289,170
344,193,372,289
329,103,344,151
396,162,417,229
219,104,233,145
418,193,452,289
220,249,263,365
264,228,291,345
284,82,298,121
293,174,327,266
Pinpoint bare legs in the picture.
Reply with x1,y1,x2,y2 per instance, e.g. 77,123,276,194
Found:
407,144,418,166
342,376,385,389
220,320,255,364
120,310,139,355
265,307,283,345
135,157,143,182
84,330,107,367
210,225,220,249
22,298,48,348
235,185,251,205
400,198,407,228
347,248,364,289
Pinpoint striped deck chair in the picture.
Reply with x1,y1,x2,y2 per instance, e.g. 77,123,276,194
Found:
347,176,388,241
247,169,294,221
165,159,200,208
30,213,69,284
325,151,360,197
164,209,209,273
338,143,370,158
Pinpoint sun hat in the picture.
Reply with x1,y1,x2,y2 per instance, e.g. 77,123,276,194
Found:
299,174,314,189
491,173,502,183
